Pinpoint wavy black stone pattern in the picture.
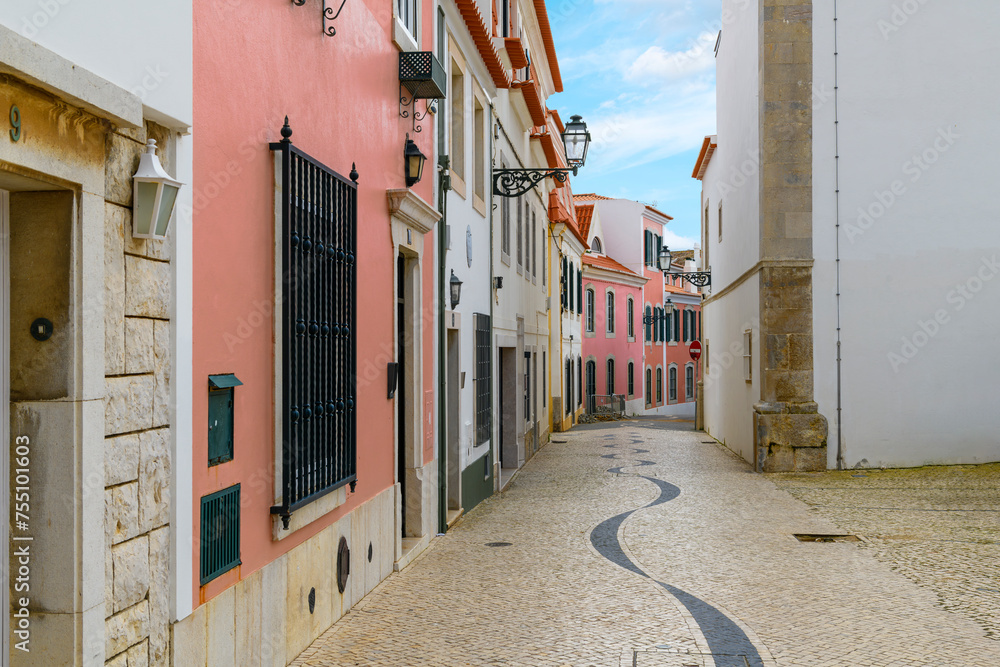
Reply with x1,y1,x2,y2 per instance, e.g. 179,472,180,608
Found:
590,444,764,667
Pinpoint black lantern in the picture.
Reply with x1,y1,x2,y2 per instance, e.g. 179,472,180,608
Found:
493,114,591,197
450,270,463,309
561,114,591,174
404,133,426,187
664,298,674,315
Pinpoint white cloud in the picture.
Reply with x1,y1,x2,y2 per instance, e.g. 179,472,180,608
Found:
661,228,699,250
625,32,717,84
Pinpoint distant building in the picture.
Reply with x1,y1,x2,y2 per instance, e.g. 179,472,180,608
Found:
695,1,1000,471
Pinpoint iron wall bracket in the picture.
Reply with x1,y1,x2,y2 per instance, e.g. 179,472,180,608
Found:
292,0,347,36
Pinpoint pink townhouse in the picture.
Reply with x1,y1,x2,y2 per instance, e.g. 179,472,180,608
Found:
177,0,444,662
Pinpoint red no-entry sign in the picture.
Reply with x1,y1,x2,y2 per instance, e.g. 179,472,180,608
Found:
689,340,702,361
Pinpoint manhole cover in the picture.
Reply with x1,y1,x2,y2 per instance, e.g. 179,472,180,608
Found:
633,652,749,666
794,534,860,543
485,542,513,547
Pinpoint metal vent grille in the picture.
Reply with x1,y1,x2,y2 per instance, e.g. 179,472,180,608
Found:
200,484,241,584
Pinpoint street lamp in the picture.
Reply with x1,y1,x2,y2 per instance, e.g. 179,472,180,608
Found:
493,115,592,197
404,134,426,188
658,246,711,288
449,270,463,309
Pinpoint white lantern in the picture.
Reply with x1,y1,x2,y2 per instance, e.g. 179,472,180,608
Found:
132,139,183,239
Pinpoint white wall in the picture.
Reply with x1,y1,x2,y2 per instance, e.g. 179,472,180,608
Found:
702,274,759,463
0,0,192,127
704,0,760,292
594,199,645,276
812,1,1000,468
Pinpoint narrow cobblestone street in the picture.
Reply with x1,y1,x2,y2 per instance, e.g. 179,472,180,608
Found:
292,421,1000,666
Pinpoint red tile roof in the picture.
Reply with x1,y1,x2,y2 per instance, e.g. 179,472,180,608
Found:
692,135,718,180
583,254,646,280
456,0,511,89
644,204,673,221
531,0,564,93
573,193,613,201
576,204,594,240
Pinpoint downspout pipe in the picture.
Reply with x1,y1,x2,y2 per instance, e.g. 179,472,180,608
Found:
436,155,448,534
833,0,845,470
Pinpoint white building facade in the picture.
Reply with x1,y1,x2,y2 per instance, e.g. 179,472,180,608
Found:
698,0,1000,471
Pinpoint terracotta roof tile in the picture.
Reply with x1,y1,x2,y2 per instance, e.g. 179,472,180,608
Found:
573,193,613,201
576,204,594,239
583,254,646,280
644,204,673,221
531,0,563,93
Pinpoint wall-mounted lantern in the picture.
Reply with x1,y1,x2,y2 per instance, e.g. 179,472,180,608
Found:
658,246,711,288
132,139,183,239
404,134,426,188
493,114,592,197
449,270,463,309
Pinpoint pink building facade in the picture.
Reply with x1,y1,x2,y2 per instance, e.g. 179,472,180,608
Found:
176,1,443,662
582,253,648,415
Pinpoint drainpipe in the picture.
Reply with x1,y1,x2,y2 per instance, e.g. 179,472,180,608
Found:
833,0,845,470
436,154,449,534
489,104,497,492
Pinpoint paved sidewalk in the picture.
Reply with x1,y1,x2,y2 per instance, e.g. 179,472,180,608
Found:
291,422,1000,666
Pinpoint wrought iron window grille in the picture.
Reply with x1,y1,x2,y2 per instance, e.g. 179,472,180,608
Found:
269,117,359,529
291,0,347,37
399,51,447,133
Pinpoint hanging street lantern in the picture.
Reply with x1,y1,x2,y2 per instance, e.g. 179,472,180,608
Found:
449,270,463,309
561,114,591,175
132,139,183,239
493,114,592,197
658,245,712,288
404,133,426,188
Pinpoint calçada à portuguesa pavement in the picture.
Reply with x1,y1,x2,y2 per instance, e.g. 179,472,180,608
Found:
291,418,1000,666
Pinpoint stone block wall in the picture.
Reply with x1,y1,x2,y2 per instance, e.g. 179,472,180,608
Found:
103,120,175,667
754,0,828,471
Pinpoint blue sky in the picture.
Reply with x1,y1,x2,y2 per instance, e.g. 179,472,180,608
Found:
547,0,721,249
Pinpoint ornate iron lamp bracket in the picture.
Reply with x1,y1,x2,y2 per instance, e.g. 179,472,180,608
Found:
292,0,347,37
399,84,433,133
666,271,712,288
493,168,574,197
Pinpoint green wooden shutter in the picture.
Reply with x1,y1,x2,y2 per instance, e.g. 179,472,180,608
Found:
645,306,652,341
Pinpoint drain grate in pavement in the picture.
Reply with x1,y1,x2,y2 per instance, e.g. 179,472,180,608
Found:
794,533,860,543
633,651,749,666
484,542,513,547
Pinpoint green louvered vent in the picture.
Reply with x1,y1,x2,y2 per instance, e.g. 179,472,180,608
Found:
200,484,241,584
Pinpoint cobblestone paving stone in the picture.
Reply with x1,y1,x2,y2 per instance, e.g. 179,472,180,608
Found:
291,422,1000,666
770,464,1000,644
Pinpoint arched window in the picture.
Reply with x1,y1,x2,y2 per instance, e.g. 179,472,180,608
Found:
669,366,677,402
685,364,694,399
585,288,595,332
645,368,652,406
606,358,615,395
656,368,663,404
591,237,602,253
627,362,635,397
606,290,615,334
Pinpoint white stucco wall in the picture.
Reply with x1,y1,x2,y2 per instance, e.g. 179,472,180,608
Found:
704,0,760,291
812,2,1000,468
0,0,192,127
700,0,760,459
